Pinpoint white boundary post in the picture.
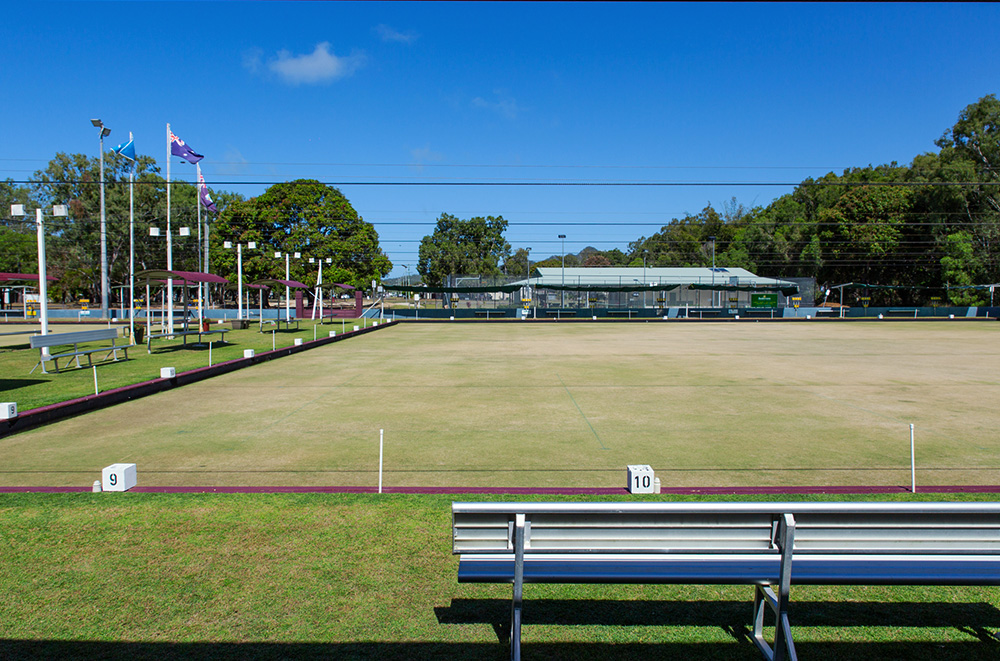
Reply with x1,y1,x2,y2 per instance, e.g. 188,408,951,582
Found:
910,423,916,493
378,428,384,494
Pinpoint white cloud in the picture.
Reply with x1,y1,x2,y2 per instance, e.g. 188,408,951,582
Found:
375,24,418,44
266,42,365,85
471,91,522,120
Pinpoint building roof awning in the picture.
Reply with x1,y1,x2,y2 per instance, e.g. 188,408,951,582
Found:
251,279,310,289
135,269,229,285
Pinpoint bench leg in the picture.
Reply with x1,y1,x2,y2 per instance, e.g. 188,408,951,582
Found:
510,513,525,661
752,513,798,661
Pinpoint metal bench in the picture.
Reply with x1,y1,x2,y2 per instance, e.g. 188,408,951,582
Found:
452,501,1000,661
474,310,507,318
29,328,131,374
146,328,229,353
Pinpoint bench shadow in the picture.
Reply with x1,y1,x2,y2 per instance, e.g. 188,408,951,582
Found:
436,598,1000,654
3,638,999,661
0,379,49,391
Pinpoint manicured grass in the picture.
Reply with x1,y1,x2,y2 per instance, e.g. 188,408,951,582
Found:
1,492,998,660
2,321,999,489
0,318,371,411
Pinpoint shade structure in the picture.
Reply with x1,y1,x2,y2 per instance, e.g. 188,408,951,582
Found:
134,269,229,285
251,278,309,289
0,273,58,285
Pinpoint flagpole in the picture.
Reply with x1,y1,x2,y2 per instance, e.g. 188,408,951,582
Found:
196,163,204,323
129,132,135,342
166,123,174,335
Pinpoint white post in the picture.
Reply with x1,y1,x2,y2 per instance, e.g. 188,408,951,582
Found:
93,366,99,395
128,143,135,342
166,123,174,335
910,423,916,493
35,209,49,339
209,341,212,367
237,243,243,321
285,253,291,322
99,128,108,320
196,164,203,323
378,428,384,494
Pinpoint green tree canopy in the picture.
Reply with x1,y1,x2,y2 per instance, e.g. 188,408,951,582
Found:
209,179,390,294
417,213,510,286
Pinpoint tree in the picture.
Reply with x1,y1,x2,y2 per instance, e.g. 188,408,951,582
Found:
417,213,510,286
210,180,390,295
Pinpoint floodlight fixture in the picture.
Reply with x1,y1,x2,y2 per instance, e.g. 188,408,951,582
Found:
53,205,67,217
247,241,256,249
224,241,233,249
179,226,191,237
150,227,161,236
10,204,24,216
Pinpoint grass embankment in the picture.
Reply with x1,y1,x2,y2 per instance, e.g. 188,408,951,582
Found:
1,492,998,660
0,318,370,411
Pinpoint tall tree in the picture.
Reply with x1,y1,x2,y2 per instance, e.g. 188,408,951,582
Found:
210,179,390,294
417,213,510,286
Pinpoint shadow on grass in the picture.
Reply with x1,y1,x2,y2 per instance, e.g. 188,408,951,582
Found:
2,638,999,661
435,598,1000,659
0,379,49,391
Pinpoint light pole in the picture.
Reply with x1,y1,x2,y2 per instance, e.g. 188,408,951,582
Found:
525,247,532,314
275,251,300,321
224,241,256,321
558,234,566,308
708,235,716,307
91,119,111,319
11,204,67,340
643,249,648,309
150,225,191,330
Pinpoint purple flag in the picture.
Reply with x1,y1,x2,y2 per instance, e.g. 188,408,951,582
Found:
170,130,204,163
198,168,219,212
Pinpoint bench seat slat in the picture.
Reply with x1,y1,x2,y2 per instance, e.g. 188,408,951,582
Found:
459,553,1000,586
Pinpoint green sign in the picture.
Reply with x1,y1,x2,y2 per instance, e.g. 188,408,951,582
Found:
751,293,778,308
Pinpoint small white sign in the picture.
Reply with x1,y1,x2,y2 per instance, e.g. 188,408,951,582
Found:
102,463,137,492
160,367,176,379
627,465,655,494
294,338,303,346
1,402,17,420
244,349,255,358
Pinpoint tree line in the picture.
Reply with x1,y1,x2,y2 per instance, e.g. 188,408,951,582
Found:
1,149,390,304
418,95,1000,306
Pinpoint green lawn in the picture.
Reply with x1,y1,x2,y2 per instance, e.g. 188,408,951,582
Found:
1,492,998,660
2,321,1000,489
0,318,373,411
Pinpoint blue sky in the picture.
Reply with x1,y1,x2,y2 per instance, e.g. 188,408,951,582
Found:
2,2,998,278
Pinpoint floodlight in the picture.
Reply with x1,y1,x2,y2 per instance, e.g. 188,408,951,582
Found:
224,241,233,249
101,127,111,138
248,241,256,249
309,257,315,264
294,252,301,259
274,251,281,258
91,118,103,128
10,204,25,216
179,227,190,237
150,227,161,236
325,258,332,264
52,205,67,217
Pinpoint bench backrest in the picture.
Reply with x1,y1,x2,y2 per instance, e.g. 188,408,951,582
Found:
452,502,1000,557
29,328,119,349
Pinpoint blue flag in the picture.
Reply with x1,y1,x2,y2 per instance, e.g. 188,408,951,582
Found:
170,130,204,163
198,167,219,213
112,137,135,162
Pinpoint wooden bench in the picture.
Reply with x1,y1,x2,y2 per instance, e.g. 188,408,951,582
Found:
452,501,1000,661
146,328,228,353
887,308,920,318
29,328,132,374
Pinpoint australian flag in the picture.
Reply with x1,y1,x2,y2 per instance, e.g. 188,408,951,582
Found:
170,131,204,163
198,167,219,213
